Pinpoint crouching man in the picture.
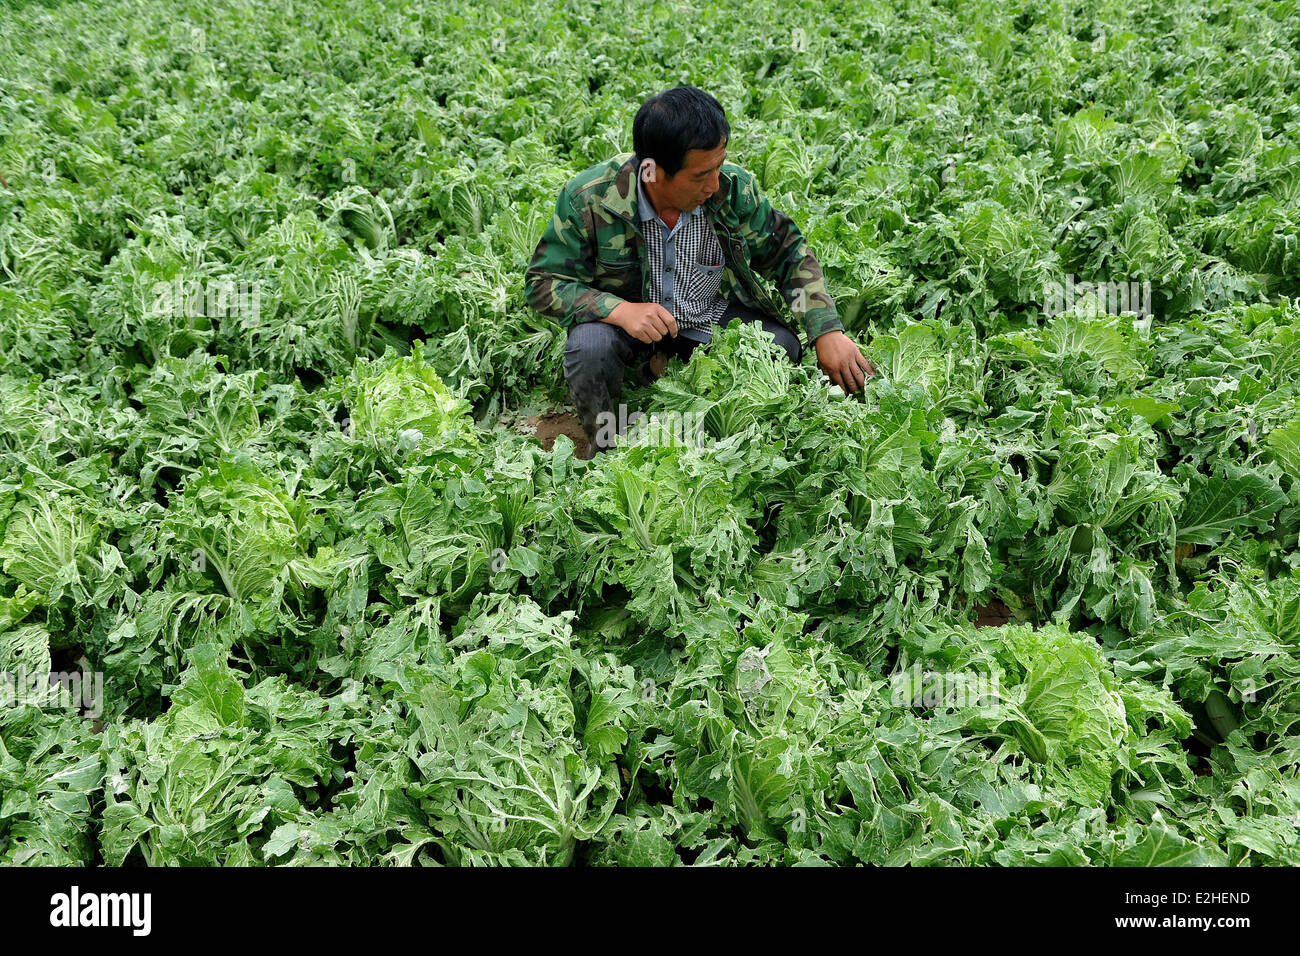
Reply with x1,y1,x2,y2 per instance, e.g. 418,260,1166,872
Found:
525,85,875,459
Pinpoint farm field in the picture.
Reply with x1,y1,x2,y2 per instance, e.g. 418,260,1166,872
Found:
1,0,1299,867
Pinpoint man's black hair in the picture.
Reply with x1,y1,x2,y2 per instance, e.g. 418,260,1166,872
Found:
632,86,730,178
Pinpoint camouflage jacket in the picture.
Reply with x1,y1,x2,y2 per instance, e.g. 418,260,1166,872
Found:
525,151,843,345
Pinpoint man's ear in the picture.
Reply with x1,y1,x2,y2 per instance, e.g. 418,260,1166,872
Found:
639,158,658,183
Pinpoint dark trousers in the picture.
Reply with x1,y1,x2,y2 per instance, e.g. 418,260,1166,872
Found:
563,299,802,452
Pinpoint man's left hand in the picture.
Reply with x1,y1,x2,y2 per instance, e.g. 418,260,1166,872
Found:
815,330,877,394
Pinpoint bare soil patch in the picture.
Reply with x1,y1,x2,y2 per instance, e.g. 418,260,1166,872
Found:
973,596,1014,628
526,410,588,458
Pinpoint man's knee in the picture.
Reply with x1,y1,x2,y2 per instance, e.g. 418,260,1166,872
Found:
722,301,802,364
564,321,631,383
765,322,803,364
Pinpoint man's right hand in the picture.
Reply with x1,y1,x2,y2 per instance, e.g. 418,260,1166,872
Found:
604,301,678,343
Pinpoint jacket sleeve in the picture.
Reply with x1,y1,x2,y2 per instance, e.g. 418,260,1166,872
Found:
525,185,627,327
733,169,844,343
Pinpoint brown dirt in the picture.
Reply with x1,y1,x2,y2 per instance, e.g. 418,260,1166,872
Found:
527,410,588,458
973,596,1013,628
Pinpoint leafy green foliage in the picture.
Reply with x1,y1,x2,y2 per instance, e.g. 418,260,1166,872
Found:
2,0,1299,867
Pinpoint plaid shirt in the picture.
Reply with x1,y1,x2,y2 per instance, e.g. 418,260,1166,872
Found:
635,173,729,342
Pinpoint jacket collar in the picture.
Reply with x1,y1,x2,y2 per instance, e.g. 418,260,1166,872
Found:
600,152,730,226
635,171,704,226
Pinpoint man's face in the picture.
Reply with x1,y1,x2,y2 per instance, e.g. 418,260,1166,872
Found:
658,138,727,210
